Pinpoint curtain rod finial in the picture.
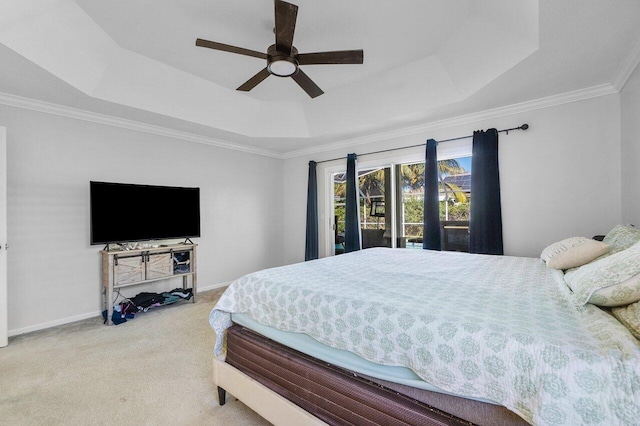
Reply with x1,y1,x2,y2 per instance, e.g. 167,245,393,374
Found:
520,124,529,130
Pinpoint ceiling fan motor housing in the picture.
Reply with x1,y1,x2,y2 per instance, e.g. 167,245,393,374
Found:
267,45,299,77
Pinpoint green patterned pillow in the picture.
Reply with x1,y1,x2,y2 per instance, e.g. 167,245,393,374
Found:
611,302,640,339
602,224,640,255
564,240,640,306
564,225,640,275
588,274,640,306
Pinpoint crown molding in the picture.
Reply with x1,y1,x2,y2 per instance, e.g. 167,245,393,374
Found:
0,80,623,162
612,35,640,91
0,92,284,159
281,83,619,160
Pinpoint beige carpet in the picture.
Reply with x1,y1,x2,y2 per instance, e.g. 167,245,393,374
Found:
0,288,271,426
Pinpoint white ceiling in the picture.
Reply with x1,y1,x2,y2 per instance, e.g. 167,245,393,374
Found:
0,0,639,155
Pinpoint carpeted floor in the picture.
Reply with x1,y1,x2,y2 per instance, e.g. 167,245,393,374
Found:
0,288,271,425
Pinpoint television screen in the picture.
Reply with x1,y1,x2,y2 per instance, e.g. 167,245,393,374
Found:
90,181,200,245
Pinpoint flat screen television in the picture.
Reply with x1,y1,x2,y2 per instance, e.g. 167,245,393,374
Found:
90,181,200,245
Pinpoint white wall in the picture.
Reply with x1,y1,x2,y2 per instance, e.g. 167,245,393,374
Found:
621,62,640,225
283,94,622,263
2,104,283,334
2,81,630,334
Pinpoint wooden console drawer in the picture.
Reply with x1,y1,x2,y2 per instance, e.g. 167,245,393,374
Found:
114,255,145,285
145,253,173,279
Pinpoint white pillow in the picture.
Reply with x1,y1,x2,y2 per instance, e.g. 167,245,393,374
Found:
564,240,640,306
540,237,610,270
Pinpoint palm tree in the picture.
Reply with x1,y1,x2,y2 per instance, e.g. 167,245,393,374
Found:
437,159,467,204
358,169,385,202
334,161,469,234
401,160,468,202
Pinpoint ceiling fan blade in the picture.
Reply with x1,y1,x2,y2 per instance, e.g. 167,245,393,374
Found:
274,0,298,55
297,50,364,65
237,67,271,91
196,38,267,60
291,69,324,98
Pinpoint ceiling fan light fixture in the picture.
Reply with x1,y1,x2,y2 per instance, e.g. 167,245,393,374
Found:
268,57,297,77
196,0,363,97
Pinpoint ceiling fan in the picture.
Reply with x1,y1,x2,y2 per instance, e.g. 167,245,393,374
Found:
195,0,364,98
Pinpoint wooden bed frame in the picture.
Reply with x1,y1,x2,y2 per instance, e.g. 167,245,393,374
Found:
214,325,529,426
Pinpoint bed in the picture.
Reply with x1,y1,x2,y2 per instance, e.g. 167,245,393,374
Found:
209,245,640,425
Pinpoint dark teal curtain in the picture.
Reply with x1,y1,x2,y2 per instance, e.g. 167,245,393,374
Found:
469,129,503,255
305,161,318,261
423,139,441,250
344,153,361,252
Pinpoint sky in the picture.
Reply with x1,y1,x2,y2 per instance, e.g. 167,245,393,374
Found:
456,156,471,173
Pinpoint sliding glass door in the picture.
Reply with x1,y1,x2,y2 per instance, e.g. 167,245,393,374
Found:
333,167,392,255
330,155,472,255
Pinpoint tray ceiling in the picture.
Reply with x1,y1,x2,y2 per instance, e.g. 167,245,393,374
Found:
0,0,639,154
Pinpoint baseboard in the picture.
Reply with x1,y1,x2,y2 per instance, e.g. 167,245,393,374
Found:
8,310,102,337
8,281,231,337
198,281,231,293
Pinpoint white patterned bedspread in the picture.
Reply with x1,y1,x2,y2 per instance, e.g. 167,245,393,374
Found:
209,248,640,425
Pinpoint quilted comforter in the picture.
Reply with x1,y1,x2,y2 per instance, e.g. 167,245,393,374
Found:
210,248,640,425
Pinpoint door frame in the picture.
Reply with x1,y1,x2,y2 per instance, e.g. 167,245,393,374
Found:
324,160,400,256
0,127,7,347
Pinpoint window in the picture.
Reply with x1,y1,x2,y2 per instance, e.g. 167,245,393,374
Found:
330,154,472,255
397,156,471,251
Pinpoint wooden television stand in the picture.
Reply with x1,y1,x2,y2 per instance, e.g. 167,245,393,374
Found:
101,242,197,325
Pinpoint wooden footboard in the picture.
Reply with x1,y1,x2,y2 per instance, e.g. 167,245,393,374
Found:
215,325,483,426
213,355,326,425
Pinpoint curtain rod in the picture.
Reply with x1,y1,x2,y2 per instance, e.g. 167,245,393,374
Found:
315,124,529,164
